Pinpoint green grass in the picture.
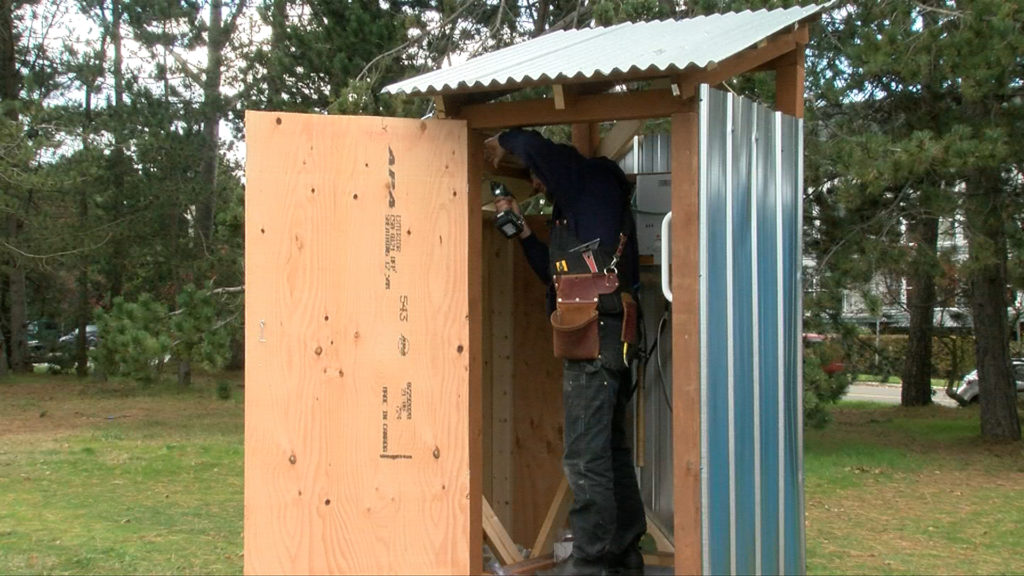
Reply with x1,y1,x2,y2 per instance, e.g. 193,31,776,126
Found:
1,374,1022,574
0,373,243,575
854,374,950,388
805,403,1024,574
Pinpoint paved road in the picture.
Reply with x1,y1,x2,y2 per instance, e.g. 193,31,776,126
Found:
844,383,959,408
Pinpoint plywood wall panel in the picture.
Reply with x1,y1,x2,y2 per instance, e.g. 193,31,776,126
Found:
244,112,478,575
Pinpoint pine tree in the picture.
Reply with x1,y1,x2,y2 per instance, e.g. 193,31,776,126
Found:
812,0,1022,439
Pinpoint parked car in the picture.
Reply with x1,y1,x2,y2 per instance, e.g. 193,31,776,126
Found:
29,325,99,367
26,319,62,363
946,358,1024,406
57,324,99,349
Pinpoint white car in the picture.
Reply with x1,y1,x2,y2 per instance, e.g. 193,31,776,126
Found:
946,358,1024,406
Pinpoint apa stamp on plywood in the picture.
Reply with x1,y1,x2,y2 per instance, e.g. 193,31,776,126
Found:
384,214,402,291
380,384,412,460
383,145,401,291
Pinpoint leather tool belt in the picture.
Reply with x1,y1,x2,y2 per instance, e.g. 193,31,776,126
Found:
550,273,619,360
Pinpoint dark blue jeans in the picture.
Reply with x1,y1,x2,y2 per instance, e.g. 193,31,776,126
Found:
562,314,647,562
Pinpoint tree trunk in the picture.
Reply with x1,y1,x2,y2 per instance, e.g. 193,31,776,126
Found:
0,325,8,376
0,0,15,108
196,0,225,247
901,212,939,406
76,63,96,378
964,169,1021,441
1,0,25,373
267,0,286,109
108,0,127,301
7,213,26,372
178,358,191,387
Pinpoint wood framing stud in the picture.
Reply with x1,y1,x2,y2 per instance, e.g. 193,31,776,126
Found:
643,552,676,567
529,476,572,559
572,123,599,157
595,119,643,161
433,96,448,119
501,555,558,575
484,496,525,566
644,509,676,553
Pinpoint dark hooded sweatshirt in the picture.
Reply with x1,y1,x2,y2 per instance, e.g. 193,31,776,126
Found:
497,129,639,313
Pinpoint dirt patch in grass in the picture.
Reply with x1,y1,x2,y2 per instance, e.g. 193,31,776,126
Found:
0,373,242,438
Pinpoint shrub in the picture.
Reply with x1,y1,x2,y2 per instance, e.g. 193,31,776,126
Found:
804,347,850,428
845,332,975,381
93,295,172,383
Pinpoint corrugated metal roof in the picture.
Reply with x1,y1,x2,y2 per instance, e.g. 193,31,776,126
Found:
382,3,831,96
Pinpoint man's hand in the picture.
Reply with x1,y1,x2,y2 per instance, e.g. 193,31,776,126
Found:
484,134,506,169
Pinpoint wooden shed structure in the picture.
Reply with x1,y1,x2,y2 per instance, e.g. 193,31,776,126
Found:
243,4,830,575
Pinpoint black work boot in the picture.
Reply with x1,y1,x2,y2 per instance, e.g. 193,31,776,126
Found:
542,554,614,576
609,546,644,575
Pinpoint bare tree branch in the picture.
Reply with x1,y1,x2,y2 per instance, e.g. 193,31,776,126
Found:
356,0,478,84
0,233,111,260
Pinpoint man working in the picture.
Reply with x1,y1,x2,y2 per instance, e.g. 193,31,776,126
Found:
485,128,646,575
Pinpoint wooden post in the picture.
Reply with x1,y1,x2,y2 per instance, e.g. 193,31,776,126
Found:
670,103,702,576
572,123,599,157
468,128,485,576
774,47,806,119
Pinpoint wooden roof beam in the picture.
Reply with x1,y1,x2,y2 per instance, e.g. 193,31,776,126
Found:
460,88,688,130
595,119,643,161
672,23,809,101
433,89,519,119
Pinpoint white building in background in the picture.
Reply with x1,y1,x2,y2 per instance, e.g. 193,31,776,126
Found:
623,132,1024,340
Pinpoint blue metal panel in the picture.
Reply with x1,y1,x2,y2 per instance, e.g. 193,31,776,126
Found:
702,87,732,576
755,108,780,575
730,95,757,576
699,85,804,575
780,115,805,576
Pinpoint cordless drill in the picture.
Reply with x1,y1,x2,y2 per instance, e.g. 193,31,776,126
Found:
491,181,525,239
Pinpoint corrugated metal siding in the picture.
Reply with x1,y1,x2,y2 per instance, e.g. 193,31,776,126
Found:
382,4,831,96
699,85,804,575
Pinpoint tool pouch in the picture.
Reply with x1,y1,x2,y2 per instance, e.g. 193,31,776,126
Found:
550,304,600,360
551,273,619,360
621,292,638,345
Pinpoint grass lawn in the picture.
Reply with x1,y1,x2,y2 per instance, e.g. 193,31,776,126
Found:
806,401,1024,575
1,373,1022,574
0,373,244,575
